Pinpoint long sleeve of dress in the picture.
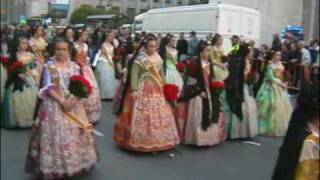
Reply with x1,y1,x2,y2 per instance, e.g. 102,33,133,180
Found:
130,63,141,91
264,66,282,84
38,66,53,100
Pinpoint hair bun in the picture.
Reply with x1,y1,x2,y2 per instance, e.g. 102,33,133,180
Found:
298,80,319,111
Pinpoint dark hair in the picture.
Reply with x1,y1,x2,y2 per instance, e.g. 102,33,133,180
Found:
191,31,196,36
272,79,319,180
231,35,240,40
261,44,269,51
116,34,157,114
197,40,211,56
62,26,74,40
100,31,113,46
195,40,219,129
159,34,174,75
271,49,281,58
74,29,88,42
32,25,44,36
211,34,222,46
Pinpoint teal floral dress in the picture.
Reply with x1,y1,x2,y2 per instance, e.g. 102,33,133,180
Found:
256,62,293,137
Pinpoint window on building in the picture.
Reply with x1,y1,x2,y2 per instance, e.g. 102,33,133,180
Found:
166,0,171,4
154,0,159,2
177,0,182,5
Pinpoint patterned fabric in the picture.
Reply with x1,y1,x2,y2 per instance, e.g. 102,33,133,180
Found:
294,132,319,180
114,52,179,152
25,61,98,179
82,65,101,123
257,63,293,137
1,54,38,129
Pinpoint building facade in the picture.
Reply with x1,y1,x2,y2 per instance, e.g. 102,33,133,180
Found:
1,0,48,24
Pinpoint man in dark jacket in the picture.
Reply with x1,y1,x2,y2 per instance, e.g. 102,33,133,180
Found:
177,32,188,61
271,33,282,51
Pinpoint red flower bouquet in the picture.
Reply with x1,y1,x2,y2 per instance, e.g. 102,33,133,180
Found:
163,84,179,102
176,62,186,72
8,61,26,75
68,75,93,98
0,56,10,67
211,80,225,89
113,47,125,62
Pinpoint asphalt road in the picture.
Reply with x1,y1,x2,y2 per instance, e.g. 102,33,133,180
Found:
1,102,282,180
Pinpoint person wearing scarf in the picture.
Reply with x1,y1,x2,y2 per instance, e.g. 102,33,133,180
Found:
182,41,226,146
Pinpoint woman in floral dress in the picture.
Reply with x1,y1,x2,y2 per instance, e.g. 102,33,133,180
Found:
25,38,98,179
1,36,39,128
74,29,101,123
114,34,179,152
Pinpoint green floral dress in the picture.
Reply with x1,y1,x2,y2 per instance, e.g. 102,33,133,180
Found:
256,62,293,137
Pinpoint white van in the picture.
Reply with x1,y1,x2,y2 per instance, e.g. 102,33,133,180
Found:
132,3,261,51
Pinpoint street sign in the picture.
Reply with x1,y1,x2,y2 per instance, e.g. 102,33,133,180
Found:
19,15,27,24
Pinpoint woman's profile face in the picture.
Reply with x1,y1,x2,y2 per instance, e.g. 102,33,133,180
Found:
168,37,176,48
201,45,212,59
81,31,89,42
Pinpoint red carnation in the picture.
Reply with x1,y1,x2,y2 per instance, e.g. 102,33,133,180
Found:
176,62,186,72
0,56,10,67
211,80,225,90
8,61,26,75
115,47,124,55
187,58,198,77
163,84,179,102
68,75,93,98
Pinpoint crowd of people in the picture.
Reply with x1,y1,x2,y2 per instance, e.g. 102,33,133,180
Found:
0,24,319,180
